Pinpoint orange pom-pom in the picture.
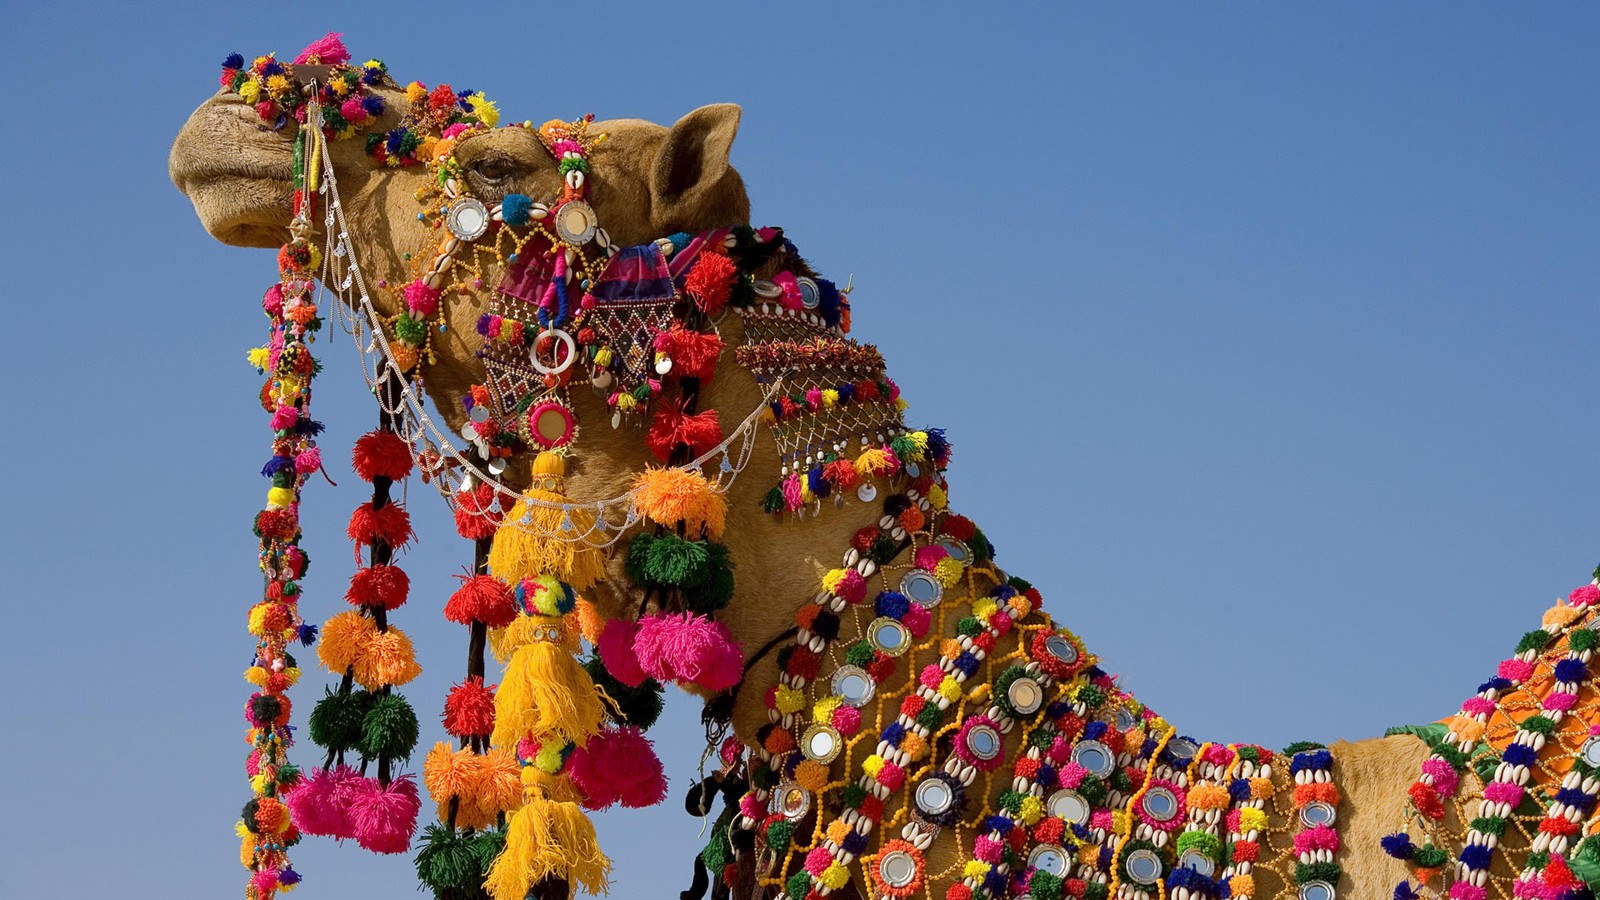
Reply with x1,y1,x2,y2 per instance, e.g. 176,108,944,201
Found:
630,467,727,538
318,611,376,672
351,626,422,690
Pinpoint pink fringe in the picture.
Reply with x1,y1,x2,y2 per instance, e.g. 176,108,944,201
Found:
293,32,351,65
633,613,744,692
349,774,419,854
598,619,648,687
567,726,667,810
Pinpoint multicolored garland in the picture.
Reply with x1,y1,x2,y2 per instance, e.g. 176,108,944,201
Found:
236,95,326,900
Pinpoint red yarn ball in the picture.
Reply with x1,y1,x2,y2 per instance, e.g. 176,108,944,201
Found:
442,676,496,738
346,564,410,611
443,574,516,628
347,501,413,549
352,430,414,482
453,484,502,541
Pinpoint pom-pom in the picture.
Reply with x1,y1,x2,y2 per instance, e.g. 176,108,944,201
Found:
285,765,364,839
597,618,649,688
645,406,722,462
567,726,668,810
352,431,414,482
488,453,606,589
403,280,442,317
309,687,374,753
255,508,300,540
684,252,736,315
360,692,420,760
633,612,744,692
351,626,423,690
501,194,533,226
631,467,727,538
454,483,502,541
1572,584,1600,607
318,611,376,672
415,822,485,894
444,574,517,627
347,501,413,548
349,774,420,854
583,654,664,729
653,326,723,380
346,564,410,611
443,676,497,738
464,747,522,820
293,32,350,65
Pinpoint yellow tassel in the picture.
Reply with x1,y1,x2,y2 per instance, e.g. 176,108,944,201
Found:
488,452,607,589
485,794,610,900
489,612,581,663
491,617,605,749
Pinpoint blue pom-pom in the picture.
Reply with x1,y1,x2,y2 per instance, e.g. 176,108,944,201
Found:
1084,721,1107,741
991,584,1018,600
982,870,1008,897
261,456,296,477
1035,763,1058,788
953,652,980,677
875,591,911,619
223,53,245,70
1290,749,1333,774
1045,701,1071,719
1557,786,1595,812
1479,676,1513,692
841,829,868,855
1459,843,1492,870
1554,658,1586,683
1502,743,1537,767
807,467,831,498
1228,777,1253,802
980,815,1012,835
261,60,284,77
279,868,301,887
386,129,406,154
1165,867,1213,890
1381,832,1415,860
924,427,951,464
881,722,905,746
362,95,385,117
836,383,856,402
295,419,325,436
1393,879,1421,900
816,278,841,327
297,623,318,647
501,193,533,226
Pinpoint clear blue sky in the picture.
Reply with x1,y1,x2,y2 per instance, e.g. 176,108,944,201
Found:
2,3,1596,898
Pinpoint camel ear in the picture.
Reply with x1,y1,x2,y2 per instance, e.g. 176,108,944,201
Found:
651,104,741,215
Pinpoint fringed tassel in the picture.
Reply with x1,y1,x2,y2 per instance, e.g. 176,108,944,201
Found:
491,618,606,750
488,452,606,589
485,793,610,900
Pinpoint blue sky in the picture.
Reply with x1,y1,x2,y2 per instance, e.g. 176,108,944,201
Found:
2,3,1596,898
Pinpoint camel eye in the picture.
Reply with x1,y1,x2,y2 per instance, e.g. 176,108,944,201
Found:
469,157,518,182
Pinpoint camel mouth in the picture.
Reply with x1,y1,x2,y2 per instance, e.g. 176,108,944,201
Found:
170,94,300,248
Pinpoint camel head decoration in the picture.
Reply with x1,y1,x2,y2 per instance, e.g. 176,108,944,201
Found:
172,37,1600,900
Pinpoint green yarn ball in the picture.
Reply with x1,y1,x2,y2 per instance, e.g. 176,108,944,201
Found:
308,687,373,754
359,692,419,761
583,655,665,730
414,823,482,894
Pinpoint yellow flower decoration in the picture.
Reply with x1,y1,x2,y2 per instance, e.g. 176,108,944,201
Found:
238,81,262,105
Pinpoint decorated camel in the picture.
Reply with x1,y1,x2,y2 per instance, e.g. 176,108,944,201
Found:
171,36,1600,900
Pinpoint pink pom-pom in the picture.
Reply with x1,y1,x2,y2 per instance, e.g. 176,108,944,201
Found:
441,122,473,140
567,726,667,810
1089,809,1114,832
295,447,322,474
403,281,441,317
1293,824,1340,854
773,272,802,311
285,766,347,838
349,774,420,854
804,847,832,877
1498,658,1535,683
598,618,648,687
913,545,949,571
270,405,299,430
919,665,944,690
902,604,931,638
341,97,367,123
246,748,262,777
633,613,744,692
1461,696,1496,716
1570,584,1600,607
1483,781,1524,805
1448,881,1489,900
263,284,285,316
832,704,861,736
1422,758,1459,796
293,32,351,65
251,868,281,895
1544,691,1578,712
833,570,867,604
781,473,804,512
974,835,1004,863
1057,762,1086,789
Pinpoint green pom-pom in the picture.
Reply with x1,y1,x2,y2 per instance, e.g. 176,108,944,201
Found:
583,655,664,729
1433,741,1470,772
998,790,1026,814
968,529,994,561
645,534,710,585
415,823,482,893
751,765,778,790
868,534,898,565
841,784,868,808
1295,862,1341,884
764,819,794,853
360,692,419,761
682,542,735,612
1469,815,1507,836
956,616,983,637
1083,881,1109,900
1078,775,1107,806
729,276,757,309
625,533,655,584
1526,850,1551,871
1521,715,1558,736
1236,745,1262,763
1028,727,1058,750
786,871,812,899
1007,575,1033,592
1281,741,1326,755
395,313,427,345
915,702,944,731
1412,844,1449,868
309,687,373,754
1516,629,1551,654
471,826,507,872
761,486,785,514
1109,768,1132,791
1075,684,1105,708
1175,830,1222,860
993,666,1032,720
845,641,876,668
1571,629,1598,652
1030,871,1064,900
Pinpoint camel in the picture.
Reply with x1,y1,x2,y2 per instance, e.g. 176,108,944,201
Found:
172,45,1600,900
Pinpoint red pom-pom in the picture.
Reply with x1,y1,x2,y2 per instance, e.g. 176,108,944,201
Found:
347,501,413,548
645,406,723,463
822,459,858,489
352,431,414,482
1408,781,1445,820
653,326,723,381
346,564,410,611
684,252,736,315
255,508,300,540
453,484,502,541
940,515,976,541
442,676,496,737
443,574,516,627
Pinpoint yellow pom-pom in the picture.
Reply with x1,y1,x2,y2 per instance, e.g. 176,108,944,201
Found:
266,74,290,95
266,486,296,509
861,755,885,779
1111,809,1130,835
469,95,500,128
774,685,805,715
971,597,998,619
1238,807,1268,832
486,795,610,900
616,392,637,411
813,696,841,723
928,483,948,510
247,604,271,637
1228,875,1255,897
245,666,269,686
821,569,852,595
938,676,962,702
821,389,840,408
283,666,301,686
895,397,910,413
240,831,256,869
535,743,564,774
405,81,428,103
247,347,270,370
492,629,605,750
1018,794,1044,825
820,863,851,890
963,860,990,879
251,771,269,795
854,447,895,477
934,557,964,587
